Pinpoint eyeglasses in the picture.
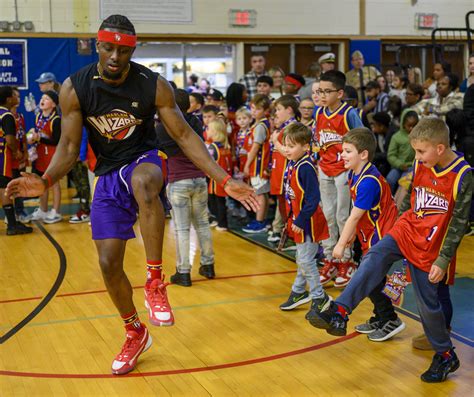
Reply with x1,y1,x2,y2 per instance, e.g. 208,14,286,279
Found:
316,89,339,96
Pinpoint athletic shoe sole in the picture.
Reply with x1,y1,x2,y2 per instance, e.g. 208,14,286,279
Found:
112,332,153,375
43,217,62,224
368,321,406,342
307,313,347,336
242,228,267,233
279,295,312,311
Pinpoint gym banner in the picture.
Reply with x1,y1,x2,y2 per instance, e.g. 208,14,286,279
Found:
0,39,28,89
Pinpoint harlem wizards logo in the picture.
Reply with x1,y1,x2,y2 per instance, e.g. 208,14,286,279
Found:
285,184,296,200
318,130,342,150
413,186,449,218
87,110,142,141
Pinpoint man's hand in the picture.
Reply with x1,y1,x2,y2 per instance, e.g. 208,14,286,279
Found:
428,264,446,284
5,172,46,199
291,223,303,234
224,179,259,212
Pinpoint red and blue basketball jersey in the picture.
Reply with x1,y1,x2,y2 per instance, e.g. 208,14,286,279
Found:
349,162,398,255
0,106,14,178
314,102,354,176
242,118,270,178
389,154,471,275
284,154,329,243
208,142,232,197
12,112,26,169
34,110,60,173
270,119,295,195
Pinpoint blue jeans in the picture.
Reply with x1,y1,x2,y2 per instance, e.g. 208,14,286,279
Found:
293,240,325,300
167,178,215,273
336,235,452,352
386,168,403,194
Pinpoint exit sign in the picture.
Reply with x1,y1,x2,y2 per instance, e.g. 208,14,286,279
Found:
229,9,256,28
415,13,438,30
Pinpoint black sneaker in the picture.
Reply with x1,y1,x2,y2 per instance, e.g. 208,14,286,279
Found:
305,293,332,320
421,348,460,383
170,271,192,287
306,301,348,336
279,291,311,311
7,223,33,236
367,318,406,342
199,264,215,279
355,317,381,334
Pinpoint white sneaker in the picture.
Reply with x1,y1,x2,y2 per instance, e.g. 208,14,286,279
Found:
30,208,48,221
43,209,62,224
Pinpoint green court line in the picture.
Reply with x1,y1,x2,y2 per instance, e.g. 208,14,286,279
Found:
0,293,288,331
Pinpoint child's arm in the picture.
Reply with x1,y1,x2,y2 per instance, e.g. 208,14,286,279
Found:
429,171,473,283
243,142,261,177
333,175,381,259
270,131,285,154
387,135,404,169
333,207,366,259
292,163,319,231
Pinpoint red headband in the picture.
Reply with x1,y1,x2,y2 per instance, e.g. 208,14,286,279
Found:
97,30,137,47
284,76,303,89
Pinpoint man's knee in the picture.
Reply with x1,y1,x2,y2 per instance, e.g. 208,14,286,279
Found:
98,254,122,280
132,168,163,205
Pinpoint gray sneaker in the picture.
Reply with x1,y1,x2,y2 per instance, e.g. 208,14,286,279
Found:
367,318,406,342
305,292,332,320
279,291,311,311
355,318,381,334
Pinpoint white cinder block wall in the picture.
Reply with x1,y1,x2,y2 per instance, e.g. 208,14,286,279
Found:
0,0,472,36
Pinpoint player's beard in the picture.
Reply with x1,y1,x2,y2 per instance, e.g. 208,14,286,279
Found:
102,68,123,81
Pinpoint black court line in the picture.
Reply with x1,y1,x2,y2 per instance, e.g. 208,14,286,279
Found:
0,222,67,344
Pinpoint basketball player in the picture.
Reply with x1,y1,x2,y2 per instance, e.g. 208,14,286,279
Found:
6,15,257,375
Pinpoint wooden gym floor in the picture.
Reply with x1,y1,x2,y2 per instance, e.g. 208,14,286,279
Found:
0,198,473,396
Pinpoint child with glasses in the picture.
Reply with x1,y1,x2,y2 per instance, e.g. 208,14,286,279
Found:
313,70,363,288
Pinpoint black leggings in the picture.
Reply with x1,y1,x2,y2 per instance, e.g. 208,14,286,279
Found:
208,194,227,228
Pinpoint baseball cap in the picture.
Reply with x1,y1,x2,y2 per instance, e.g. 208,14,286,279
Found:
207,89,224,101
35,72,57,83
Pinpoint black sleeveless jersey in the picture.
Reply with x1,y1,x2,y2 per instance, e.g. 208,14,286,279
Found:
70,61,158,175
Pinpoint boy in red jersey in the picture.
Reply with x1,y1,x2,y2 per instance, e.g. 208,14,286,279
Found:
308,118,472,383
0,86,32,235
309,128,405,342
242,94,271,233
314,70,363,288
268,95,299,243
279,122,331,314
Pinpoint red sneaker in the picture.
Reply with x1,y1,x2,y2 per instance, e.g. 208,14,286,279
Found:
112,327,152,375
334,261,357,288
144,277,174,326
319,259,337,285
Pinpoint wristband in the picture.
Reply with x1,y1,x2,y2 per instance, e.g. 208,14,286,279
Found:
220,175,232,188
42,173,53,189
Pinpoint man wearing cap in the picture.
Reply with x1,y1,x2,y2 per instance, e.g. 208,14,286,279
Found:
7,14,257,376
319,52,336,73
345,50,380,107
239,53,268,99
206,88,224,107
35,72,59,93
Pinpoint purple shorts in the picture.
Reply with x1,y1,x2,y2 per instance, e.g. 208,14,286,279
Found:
91,150,167,240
